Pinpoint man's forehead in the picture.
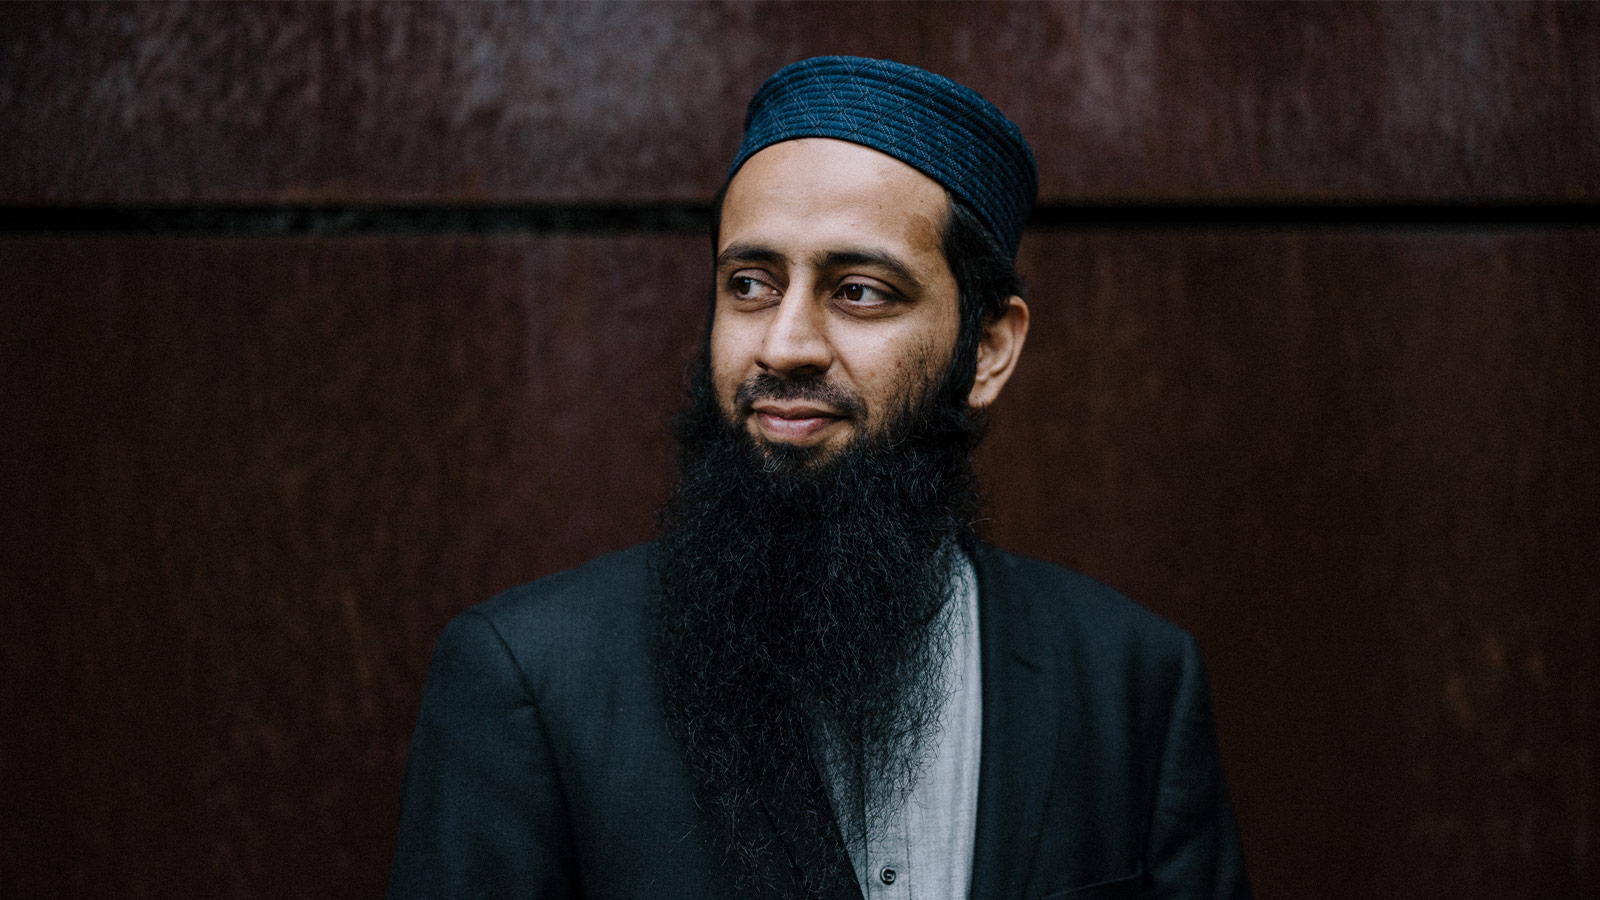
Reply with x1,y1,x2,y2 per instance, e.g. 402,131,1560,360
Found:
727,138,948,214
718,139,950,267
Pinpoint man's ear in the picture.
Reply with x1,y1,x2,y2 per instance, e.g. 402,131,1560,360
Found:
968,295,1029,408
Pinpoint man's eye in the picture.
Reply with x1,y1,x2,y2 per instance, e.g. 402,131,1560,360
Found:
730,276,777,300
839,283,891,306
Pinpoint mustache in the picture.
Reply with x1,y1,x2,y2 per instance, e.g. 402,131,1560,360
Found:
733,372,868,420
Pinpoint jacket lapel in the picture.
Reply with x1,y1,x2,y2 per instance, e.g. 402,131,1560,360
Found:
756,757,864,900
969,545,1059,900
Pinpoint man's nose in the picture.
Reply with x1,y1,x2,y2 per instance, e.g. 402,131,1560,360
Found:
756,290,832,376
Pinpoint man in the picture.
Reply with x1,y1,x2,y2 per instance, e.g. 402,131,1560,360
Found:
390,56,1250,899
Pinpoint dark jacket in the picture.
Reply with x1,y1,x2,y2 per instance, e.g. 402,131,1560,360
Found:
389,544,1251,899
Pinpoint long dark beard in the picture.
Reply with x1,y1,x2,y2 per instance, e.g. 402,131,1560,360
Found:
649,348,986,896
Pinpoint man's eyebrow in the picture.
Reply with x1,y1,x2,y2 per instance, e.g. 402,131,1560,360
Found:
716,243,786,269
813,249,926,294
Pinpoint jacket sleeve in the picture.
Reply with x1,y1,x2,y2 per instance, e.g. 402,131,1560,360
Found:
388,609,577,899
1143,636,1252,899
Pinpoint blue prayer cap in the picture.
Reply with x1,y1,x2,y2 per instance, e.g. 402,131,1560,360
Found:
730,56,1037,260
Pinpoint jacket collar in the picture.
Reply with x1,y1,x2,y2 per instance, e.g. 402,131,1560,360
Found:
969,544,1059,900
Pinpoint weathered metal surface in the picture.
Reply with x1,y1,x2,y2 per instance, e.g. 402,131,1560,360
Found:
3,1,1596,204
3,230,1595,897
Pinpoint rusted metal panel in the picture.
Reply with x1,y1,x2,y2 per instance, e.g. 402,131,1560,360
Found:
3,1,1596,204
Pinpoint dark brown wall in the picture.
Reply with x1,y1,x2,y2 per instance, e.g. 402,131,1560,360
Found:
2,3,1595,898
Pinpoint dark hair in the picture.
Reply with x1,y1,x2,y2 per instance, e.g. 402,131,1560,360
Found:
941,194,1024,404
707,186,1024,403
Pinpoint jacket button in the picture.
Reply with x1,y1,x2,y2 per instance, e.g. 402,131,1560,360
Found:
879,866,897,885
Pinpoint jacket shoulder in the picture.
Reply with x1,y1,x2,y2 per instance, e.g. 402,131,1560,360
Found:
448,543,655,687
977,545,1196,660
478,543,652,620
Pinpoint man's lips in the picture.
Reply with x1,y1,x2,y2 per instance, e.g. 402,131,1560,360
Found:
750,403,846,442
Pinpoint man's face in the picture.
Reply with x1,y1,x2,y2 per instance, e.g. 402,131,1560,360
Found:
711,138,962,457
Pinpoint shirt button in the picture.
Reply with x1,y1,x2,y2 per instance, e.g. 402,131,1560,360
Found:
879,866,897,885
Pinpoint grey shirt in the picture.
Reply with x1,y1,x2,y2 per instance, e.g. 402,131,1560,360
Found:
832,554,983,899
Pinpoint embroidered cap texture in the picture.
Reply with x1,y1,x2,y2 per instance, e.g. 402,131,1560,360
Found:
730,56,1038,261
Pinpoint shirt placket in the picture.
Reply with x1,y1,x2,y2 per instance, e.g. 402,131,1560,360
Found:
861,822,911,899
